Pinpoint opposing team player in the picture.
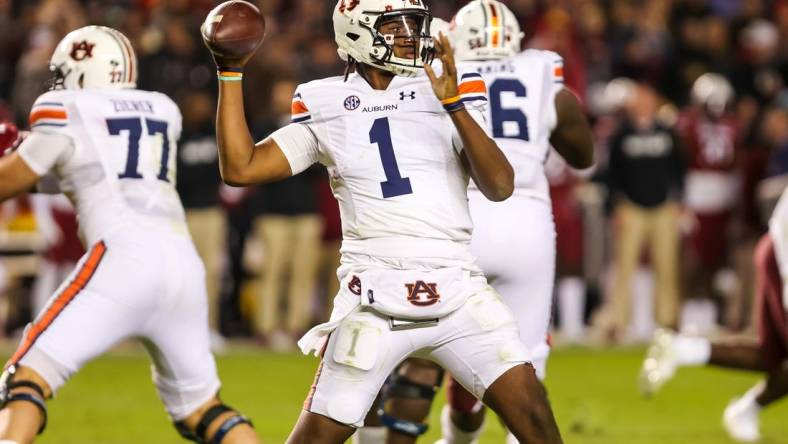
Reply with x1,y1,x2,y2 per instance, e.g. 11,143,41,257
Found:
0,26,258,444
372,2,593,442
640,186,788,442
677,73,740,322
205,0,563,443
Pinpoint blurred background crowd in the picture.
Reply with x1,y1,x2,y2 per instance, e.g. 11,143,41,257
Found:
0,0,786,351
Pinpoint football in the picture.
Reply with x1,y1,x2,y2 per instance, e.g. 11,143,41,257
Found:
201,0,266,59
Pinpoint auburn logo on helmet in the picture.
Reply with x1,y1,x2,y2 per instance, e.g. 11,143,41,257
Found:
405,281,440,306
338,0,360,13
70,41,96,61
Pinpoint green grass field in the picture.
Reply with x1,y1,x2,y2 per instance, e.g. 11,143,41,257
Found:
8,345,787,443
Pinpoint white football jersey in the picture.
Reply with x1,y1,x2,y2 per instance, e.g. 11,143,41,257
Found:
18,89,185,246
459,49,565,201
271,68,489,261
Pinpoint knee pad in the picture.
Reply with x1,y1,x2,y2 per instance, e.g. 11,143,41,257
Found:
174,404,253,444
0,365,48,435
447,377,483,414
378,370,444,437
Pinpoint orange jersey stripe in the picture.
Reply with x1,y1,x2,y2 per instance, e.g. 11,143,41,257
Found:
29,108,67,126
7,242,107,367
459,80,487,95
554,66,564,79
292,101,309,115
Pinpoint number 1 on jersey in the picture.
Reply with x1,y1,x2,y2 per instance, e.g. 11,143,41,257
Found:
370,117,413,198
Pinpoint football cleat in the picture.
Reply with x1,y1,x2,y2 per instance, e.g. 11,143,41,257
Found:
638,329,677,397
723,397,761,442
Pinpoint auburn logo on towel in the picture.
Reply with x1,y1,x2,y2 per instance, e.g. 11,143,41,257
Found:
405,281,440,306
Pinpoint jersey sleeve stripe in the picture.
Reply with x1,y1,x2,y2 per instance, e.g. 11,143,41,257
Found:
292,100,309,115
460,72,482,80
33,102,65,108
292,115,312,123
461,95,488,103
6,241,107,368
458,79,487,96
29,108,68,127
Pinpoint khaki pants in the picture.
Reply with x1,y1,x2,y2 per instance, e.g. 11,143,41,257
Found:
185,207,227,332
254,214,322,335
611,201,680,332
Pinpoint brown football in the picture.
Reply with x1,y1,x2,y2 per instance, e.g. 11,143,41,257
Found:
201,1,266,59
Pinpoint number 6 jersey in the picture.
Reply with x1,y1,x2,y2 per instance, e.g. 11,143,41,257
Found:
459,49,565,202
17,89,185,246
270,68,489,261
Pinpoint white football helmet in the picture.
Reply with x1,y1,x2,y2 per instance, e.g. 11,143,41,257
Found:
431,17,450,39
49,25,137,91
691,73,734,118
334,0,434,77
451,0,524,61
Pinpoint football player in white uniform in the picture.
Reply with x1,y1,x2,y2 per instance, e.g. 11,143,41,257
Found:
374,2,594,443
0,26,258,444
205,0,563,443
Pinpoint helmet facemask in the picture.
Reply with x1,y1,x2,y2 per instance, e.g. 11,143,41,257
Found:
45,62,70,91
369,10,435,76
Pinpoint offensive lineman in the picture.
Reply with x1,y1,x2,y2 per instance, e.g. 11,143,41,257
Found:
370,2,594,443
205,0,563,443
0,26,258,444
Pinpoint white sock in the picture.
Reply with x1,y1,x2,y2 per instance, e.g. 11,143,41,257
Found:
558,277,586,342
440,404,484,444
672,335,712,366
352,426,386,444
505,431,519,443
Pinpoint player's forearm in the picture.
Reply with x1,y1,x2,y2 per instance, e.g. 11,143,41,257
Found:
216,81,257,186
451,109,514,201
0,153,40,202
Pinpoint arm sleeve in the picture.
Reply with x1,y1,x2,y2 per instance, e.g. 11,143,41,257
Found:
544,53,565,132
269,123,320,175
452,69,491,153
16,132,74,176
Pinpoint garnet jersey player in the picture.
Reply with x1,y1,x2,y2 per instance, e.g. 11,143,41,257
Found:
369,2,593,443
205,0,563,443
0,26,258,444
641,185,788,442
678,73,740,295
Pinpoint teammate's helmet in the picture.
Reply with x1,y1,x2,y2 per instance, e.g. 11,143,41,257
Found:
334,0,434,77
431,17,451,39
451,0,524,61
48,26,137,91
691,73,734,118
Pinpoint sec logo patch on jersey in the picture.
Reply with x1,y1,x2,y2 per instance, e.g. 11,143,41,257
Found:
344,95,361,111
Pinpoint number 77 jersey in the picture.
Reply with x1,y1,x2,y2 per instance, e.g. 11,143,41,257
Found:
19,88,185,246
459,49,565,202
272,68,490,260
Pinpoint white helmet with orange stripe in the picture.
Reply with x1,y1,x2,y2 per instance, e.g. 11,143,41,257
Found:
333,0,435,77
48,25,137,91
451,0,524,61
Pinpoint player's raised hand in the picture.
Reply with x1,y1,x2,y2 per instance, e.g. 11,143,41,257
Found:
424,32,459,102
